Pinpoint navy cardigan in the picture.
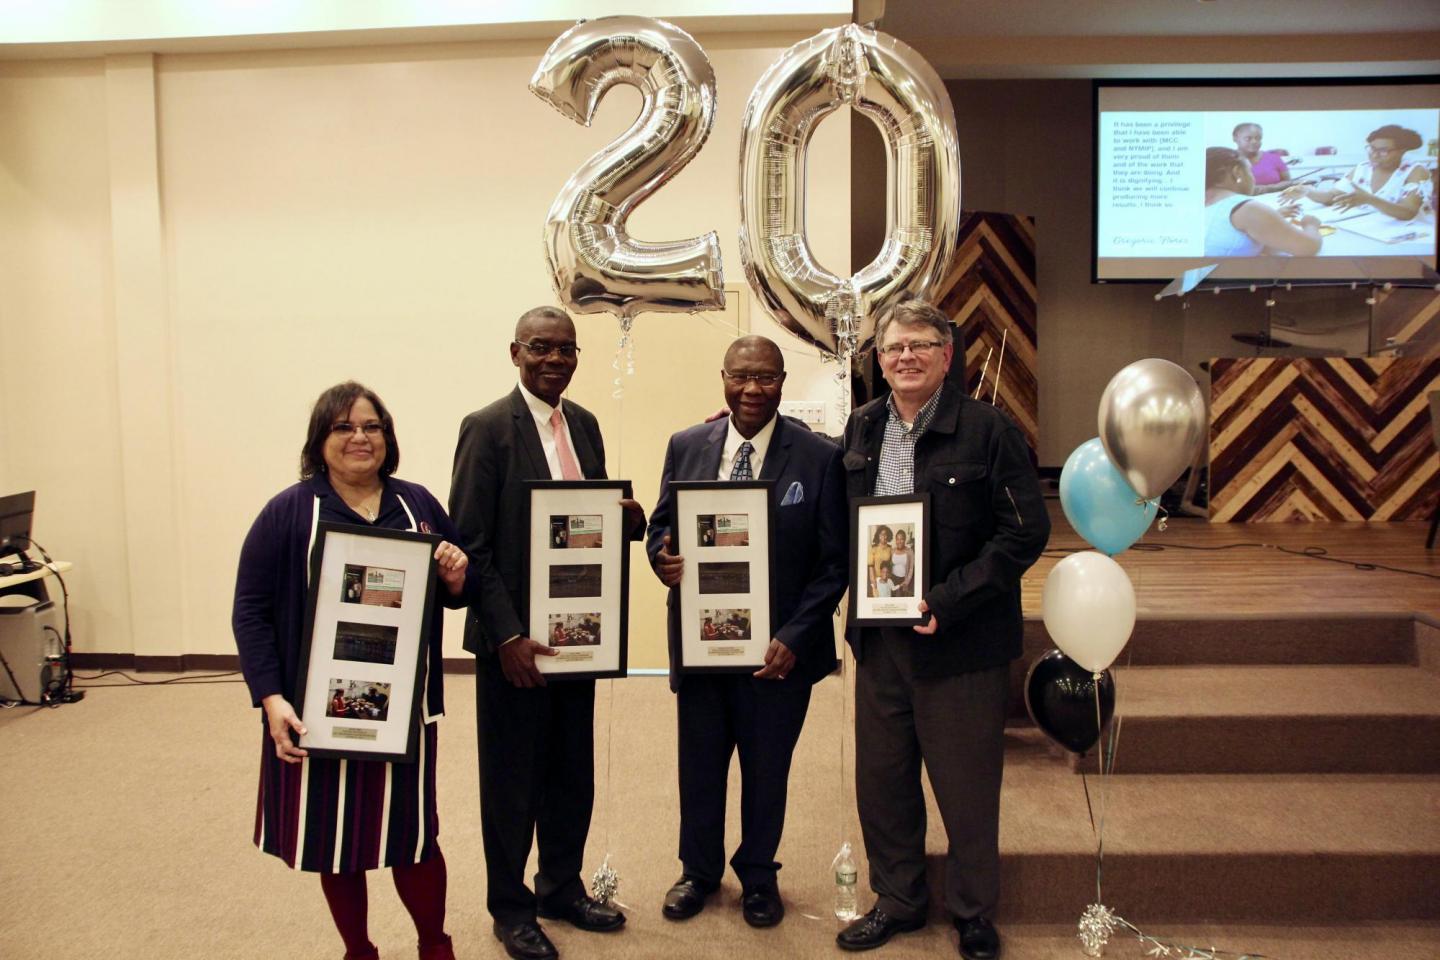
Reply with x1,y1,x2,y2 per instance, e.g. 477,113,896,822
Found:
232,474,474,718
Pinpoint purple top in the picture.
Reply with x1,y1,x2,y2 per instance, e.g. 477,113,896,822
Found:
232,474,475,717
1249,151,1290,186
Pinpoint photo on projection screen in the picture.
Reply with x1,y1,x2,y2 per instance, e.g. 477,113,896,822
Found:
1093,79,1439,282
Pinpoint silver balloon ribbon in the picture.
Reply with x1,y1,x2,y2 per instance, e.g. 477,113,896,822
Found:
610,317,636,399
1078,903,1117,957
1097,911,1270,959
591,853,619,906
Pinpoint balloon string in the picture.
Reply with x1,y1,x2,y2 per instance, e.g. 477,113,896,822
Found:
1093,677,1106,905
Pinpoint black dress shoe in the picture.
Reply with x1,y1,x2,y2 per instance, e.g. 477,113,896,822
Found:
537,893,626,932
662,875,717,920
741,882,784,928
492,920,558,960
836,907,925,952
957,916,1001,960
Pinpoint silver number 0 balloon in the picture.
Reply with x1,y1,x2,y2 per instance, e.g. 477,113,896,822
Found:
739,25,961,359
531,16,725,319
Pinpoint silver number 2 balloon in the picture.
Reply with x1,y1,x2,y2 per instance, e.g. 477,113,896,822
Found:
530,16,725,319
739,24,961,359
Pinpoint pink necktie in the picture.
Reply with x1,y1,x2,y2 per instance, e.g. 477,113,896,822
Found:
550,408,582,480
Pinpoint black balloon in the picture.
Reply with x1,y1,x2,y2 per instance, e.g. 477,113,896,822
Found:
1024,649,1116,755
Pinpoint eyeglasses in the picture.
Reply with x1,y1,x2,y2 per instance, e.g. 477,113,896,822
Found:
877,339,945,358
722,371,783,386
330,421,385,437
515,339,581,358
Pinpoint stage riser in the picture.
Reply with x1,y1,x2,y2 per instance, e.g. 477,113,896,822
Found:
1070,717,1440,775
966,853,1440,923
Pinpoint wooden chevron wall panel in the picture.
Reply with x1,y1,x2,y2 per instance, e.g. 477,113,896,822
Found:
932,211,1038,451
1209,357,1440,522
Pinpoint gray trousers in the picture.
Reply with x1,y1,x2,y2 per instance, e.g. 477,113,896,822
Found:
855,629,1009,923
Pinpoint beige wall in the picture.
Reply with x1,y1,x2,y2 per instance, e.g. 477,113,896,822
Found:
0,32,850,664
0,59,136,652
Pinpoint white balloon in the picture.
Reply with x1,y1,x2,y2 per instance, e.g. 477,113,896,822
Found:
1041,551,1136,674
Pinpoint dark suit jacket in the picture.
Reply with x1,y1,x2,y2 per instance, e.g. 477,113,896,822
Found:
450,387,609,656
842,384,1050,678
647,415,849,691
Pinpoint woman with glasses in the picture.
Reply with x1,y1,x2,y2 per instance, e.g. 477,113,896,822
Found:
1283,124,1432,221
233,380,475,960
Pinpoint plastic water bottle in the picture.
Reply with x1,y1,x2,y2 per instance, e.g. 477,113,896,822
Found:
832,841,858,921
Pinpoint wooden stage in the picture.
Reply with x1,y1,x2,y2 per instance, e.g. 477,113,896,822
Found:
1020,499,1440,620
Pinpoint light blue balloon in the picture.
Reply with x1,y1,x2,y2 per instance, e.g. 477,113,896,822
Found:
1060,438,1158,556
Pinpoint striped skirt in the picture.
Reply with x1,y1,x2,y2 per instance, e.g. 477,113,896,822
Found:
253,720,440,873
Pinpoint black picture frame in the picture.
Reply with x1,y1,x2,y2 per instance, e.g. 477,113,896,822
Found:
523,479,632,681
849,493,931,628
671,480,776,674
295,521,440,763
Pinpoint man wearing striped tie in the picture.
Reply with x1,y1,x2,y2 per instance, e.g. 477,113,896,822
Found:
646,335,849,930
450,306,644,960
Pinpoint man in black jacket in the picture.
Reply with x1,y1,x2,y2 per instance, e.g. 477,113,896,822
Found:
836,301,1049,960
450,306,643,960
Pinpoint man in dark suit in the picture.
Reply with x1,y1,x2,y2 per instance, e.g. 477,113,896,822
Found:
450,305,643,960
646,335,848,929
835,300,1049,960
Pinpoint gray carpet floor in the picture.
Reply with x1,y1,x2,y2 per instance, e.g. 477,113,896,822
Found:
2,669,1438,959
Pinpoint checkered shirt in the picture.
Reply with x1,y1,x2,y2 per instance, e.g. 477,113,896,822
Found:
874,385,945,496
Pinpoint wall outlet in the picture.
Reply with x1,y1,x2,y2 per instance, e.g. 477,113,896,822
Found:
780,400,827,426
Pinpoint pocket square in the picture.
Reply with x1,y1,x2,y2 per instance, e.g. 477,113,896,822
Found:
780,481,805,506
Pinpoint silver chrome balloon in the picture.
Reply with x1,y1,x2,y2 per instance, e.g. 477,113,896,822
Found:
739,24,960,359
531,16,725,318
1097,359,1207,501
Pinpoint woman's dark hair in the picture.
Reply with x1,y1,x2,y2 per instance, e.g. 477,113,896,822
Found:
1231,122,1261,139
870,525,893,546
1205,147,1244,188
300,380,400,480
1366,125,1423,152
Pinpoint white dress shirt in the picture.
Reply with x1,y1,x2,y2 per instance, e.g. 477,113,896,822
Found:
519,381,578,481
717,414,777,480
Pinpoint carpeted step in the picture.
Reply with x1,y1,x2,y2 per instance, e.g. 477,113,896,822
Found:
922,729,1440,923
1020,614,1419,667
1068,663,1440,774
1010,614,1423,721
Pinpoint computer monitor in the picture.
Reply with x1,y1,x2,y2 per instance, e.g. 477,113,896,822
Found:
0,491,36,562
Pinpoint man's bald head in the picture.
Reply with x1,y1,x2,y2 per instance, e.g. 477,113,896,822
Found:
723,335,784,372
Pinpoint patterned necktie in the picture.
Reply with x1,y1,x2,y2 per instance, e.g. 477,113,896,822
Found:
550,408,582,481
730,441,755,481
